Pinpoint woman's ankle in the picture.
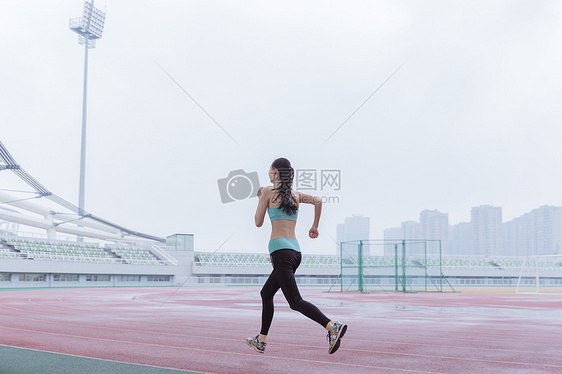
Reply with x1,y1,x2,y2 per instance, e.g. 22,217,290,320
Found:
258,334,267,342
325,321,335,331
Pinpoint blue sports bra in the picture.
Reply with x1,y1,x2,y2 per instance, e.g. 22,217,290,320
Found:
268,206,298,222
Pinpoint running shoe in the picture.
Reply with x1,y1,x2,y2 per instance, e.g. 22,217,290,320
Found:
246,335,266,354
327,322,347,354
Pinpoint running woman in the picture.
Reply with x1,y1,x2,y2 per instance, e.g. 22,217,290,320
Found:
246,157,347,354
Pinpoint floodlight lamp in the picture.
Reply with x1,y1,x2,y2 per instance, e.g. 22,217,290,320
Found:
69,0,106,49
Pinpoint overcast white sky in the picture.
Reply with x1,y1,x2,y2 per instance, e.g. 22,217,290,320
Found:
1,1,561,254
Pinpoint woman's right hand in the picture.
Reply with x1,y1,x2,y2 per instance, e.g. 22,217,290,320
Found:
257,187,263,198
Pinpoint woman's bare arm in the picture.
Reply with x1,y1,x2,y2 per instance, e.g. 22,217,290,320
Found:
255,186,272,227
298,192,322,238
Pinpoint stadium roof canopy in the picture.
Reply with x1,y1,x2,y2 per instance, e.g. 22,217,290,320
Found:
0,140,164,243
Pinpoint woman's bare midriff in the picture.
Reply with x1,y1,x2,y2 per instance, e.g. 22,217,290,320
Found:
270,220,297,241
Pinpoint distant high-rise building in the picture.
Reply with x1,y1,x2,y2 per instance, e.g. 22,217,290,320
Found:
503,206,562,256
401,220,420,240
381,205,562,258
420,210,449,255
344,215,370,242
449,222,472,256
337,215,371,255
502,217,527,256
383,227,402,256
382,221,421,256
471,205,502,257
336,223,345,253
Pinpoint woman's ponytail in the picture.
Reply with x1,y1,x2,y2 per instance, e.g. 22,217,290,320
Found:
271,158,298,215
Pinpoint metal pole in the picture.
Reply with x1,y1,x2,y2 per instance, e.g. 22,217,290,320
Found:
78,0,95,221
535,258,539,293
79,39,88,219
76,39,89,243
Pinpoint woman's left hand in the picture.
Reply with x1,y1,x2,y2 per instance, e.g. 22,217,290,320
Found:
309,227,319,239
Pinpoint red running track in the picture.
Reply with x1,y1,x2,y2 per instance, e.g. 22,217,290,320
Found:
1,287,562,373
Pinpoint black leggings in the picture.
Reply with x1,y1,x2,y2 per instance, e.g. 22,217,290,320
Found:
260,249,331,335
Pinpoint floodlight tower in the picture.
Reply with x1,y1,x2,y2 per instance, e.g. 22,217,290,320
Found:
69,1,106,218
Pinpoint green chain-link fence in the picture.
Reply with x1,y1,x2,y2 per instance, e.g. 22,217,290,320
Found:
334,239,455,293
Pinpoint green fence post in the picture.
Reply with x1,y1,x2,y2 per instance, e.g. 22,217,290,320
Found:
425,241,427,292
394,243,398,291
401,240,406,292
340,242,343,293
439,240,443,292
358,241,363,292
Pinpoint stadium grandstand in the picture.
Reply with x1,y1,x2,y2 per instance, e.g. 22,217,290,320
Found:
3,229,562,289
2,140,562,291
